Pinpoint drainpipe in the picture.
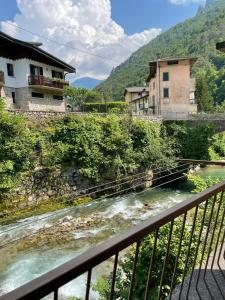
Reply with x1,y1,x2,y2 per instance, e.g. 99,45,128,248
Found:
156,59,161,116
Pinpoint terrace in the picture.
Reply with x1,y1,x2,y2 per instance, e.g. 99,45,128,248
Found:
28,75,69,92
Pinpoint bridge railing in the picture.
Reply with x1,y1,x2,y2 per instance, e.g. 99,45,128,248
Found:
1,163,225,300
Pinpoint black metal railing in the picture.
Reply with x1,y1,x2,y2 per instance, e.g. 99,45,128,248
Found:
28,75,69,89
0,163,225,299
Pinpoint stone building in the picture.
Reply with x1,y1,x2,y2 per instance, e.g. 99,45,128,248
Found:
0,31,75,112
124,87,149,115
147,57,197,119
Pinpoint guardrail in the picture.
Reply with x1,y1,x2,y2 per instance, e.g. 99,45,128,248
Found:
1,160,224,300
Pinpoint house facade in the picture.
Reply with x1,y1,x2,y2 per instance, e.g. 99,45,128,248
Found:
0,32,75,112
124,87,149,115
147,57,197,119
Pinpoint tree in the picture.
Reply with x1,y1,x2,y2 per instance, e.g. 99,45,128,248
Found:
63,86,89,111
63,86,102,111
195,73,214,112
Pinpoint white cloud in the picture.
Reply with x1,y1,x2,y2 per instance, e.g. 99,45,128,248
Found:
1,0,161,80
169,0,205,4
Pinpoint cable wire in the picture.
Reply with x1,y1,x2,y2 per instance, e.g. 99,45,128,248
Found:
4,22,150,68
0,165,191,237
0,163,190,223
0,173,189,249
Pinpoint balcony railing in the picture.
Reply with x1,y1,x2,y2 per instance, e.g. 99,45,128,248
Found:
28,75,69,90
0,160,224,300
0,71,5,85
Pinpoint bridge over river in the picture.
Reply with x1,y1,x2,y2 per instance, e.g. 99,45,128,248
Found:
135,112,225,133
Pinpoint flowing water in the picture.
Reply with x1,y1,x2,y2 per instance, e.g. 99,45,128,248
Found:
0,166,224,299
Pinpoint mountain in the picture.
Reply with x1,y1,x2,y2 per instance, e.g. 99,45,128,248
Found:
72,77,102,89
96,0,225,100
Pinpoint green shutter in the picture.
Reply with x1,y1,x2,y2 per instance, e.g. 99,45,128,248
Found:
163,88,169,98
163,72,169,81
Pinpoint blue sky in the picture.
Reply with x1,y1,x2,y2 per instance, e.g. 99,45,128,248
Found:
111,0,201,34
0,0,205,79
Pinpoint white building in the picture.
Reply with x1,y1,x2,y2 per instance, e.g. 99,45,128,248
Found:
124,87,149,115
0,31,75,112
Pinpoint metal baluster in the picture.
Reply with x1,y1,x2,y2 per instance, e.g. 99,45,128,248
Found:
178,205,199,300
144,229,159,300
128,240,141,300
157,220,174,300
195,195,217,299
203,191,224,298
168,213,187,300
186,199,209,298
54,290,58,300
217,228,225,280
110,252,119,300
85,269,92,300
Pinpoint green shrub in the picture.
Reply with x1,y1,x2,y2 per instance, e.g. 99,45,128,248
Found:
83,102,128,113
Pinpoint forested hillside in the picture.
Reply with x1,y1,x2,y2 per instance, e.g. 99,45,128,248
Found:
97,0,225,101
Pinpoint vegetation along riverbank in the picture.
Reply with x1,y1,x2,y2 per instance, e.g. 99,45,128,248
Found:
0,98,225,224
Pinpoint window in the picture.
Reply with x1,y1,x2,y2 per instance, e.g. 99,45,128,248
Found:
32,92,44,98
7,64,14,77
168,60,179,65
53,95,63,100
12,92,16,104
52,70,63,79
30,65,43,76
163,88,169,98
163,72,169,81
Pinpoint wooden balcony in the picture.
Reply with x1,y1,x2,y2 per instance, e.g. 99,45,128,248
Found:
28,75,69,92
0,71,5,86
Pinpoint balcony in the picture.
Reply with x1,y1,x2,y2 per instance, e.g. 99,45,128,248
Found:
1,159,224,300
28,75,69,92
0,71,5,86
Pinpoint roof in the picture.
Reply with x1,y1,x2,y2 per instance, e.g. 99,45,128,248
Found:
130,94,149,103
216,41,225,52
0,31,75,73
124,87,148,96
147,57,197,82
149,57,197,64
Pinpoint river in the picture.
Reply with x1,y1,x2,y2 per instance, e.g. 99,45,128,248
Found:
0,166,224,299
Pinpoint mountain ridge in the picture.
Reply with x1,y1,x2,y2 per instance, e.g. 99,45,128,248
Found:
96,0,225,100
72,77,102,89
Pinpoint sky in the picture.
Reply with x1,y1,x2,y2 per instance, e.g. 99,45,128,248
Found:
0,0,206,81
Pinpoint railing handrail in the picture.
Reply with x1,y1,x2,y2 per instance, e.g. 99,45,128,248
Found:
1,179,225,300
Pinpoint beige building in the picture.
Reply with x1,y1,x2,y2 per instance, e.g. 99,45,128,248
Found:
124,87,149,115
147,57,197,119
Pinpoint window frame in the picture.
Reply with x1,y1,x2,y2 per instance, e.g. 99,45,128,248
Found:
163,72,169,82
32,92,44,98
163,88,169,99
53,95,63,101
7,63,14,77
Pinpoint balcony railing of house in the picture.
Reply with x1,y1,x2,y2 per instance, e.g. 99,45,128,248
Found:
0,160,224,300
28,75,69,90
0,71,5,85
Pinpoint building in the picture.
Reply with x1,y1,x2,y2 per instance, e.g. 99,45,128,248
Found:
147,57,197,119
124,87,149,115
0,31,75,112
